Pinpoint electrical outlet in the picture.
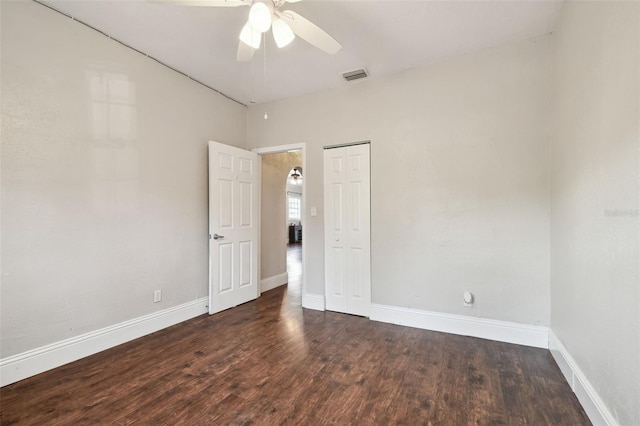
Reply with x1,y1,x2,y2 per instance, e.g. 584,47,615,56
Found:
463,291,474,307
153,290,162,303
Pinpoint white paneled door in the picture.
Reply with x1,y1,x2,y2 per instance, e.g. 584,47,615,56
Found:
324,143,371,317
208,141,259,315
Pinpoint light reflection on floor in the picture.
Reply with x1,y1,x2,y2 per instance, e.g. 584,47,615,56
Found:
285,242,302,304
278,242,305,351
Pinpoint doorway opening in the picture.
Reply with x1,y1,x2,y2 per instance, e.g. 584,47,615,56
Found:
253,143,306,305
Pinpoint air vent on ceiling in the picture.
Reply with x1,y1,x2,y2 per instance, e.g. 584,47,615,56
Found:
342,68,369,82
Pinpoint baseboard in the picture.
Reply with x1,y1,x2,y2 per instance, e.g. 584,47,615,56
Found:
302,293,325,311
370,303,549,349
260,272,288,293
549,330,617,426
0,297,208,387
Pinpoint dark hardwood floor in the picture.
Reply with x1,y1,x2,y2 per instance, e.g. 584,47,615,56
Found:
1,244,589,425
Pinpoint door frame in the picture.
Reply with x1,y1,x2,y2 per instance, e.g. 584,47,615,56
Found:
252,143,307,302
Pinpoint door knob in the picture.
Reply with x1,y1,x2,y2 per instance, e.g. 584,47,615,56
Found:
213,234,225,240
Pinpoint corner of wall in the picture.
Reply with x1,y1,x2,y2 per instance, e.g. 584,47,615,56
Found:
548,330,619,426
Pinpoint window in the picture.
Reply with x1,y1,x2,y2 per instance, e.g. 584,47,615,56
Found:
288,194,301,221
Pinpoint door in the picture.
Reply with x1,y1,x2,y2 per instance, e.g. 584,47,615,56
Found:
208,141,259,315
324,143,371,317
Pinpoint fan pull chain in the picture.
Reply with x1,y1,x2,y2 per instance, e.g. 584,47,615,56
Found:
263,39,268,119
250,46,255,105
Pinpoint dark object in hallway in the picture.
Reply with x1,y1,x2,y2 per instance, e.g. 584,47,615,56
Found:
288,224,302,243
0,284,590,425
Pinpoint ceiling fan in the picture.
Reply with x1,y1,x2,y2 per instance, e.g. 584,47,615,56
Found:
152,0,342,62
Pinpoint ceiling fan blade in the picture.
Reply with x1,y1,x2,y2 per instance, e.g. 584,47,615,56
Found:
278,10,341,55
237,40,257,62
274,0,302,5
149,0,250,7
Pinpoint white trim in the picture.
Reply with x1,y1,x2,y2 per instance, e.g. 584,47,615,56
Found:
370,303,549,349
252,143,304,155
260,272,289,293
549,330,618,426
0,297,208,387
302,293,326,311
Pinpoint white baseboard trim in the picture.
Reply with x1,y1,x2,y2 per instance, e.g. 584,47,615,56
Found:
302,293,325,311
549,330,617,426
370,303,549,349
0,297,208,387
260,272,288,293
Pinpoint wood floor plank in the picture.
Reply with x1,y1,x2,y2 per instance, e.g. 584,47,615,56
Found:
426,334,472,425
516,346,591,425
466,338,509,425
0,247,591,425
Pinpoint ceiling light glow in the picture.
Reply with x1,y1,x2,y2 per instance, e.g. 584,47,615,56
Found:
249,2,272,33
239,21,261,49
272,18,295,48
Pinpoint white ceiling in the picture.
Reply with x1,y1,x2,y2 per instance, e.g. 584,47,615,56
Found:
41,0,563,105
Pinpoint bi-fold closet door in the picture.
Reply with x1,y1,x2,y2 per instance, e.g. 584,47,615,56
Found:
323,143,371,317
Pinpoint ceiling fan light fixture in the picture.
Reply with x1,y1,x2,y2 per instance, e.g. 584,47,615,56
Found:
248,2,272,33
239,21,261,49
272,18,295,48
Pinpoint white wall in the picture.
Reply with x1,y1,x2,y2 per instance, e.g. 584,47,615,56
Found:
260,151,301,279
0,1,246,358
550,2,639,424
248,37,552,327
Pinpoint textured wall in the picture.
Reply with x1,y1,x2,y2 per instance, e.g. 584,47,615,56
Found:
550,2,640,424
248,37,551,327
0,2,246,357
